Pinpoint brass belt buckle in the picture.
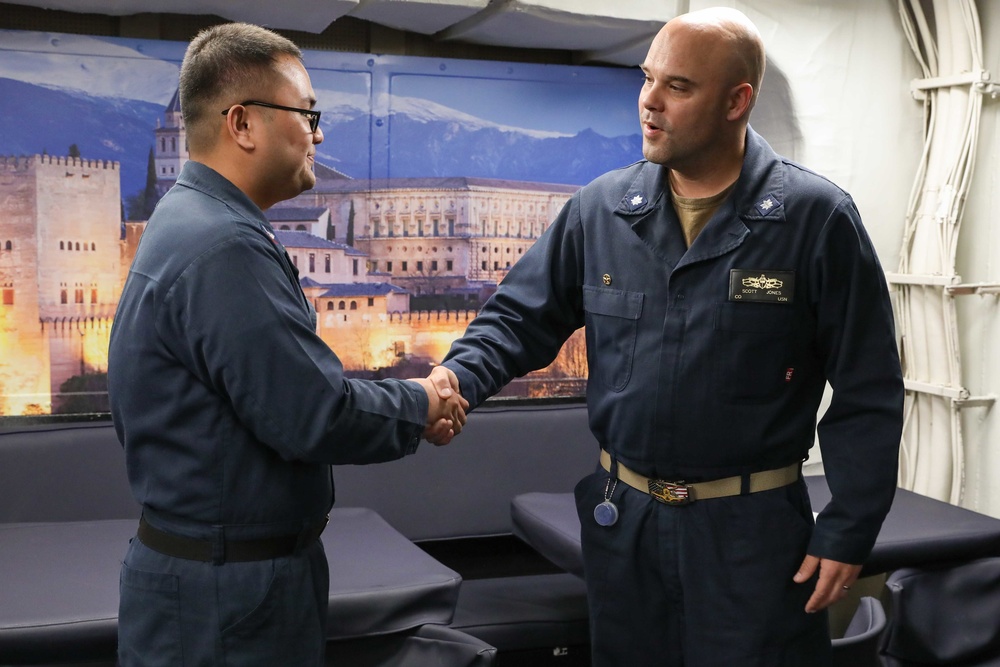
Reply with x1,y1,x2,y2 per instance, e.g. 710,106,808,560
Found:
648,479,692,505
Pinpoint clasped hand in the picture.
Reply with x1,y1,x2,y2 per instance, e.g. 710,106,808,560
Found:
407,365,468,446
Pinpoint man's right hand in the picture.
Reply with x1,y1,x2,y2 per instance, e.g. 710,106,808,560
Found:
407,366,468,445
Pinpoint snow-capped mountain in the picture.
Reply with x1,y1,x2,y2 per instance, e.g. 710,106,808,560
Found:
0,76,641,204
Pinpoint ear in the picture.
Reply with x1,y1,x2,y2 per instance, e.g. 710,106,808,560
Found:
222,104,257,150
726,82,754,122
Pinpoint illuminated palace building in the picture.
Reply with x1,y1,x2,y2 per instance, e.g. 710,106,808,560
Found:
0,94,579,414
256,171,577,373
288,175,578,296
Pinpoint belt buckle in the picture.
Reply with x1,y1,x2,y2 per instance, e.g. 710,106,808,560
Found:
648,479,691,505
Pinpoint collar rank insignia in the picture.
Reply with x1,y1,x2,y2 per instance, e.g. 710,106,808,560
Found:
754,193,782,216
628,193,646,211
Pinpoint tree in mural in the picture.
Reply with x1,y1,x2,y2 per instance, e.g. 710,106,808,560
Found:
54,372,109,414
125,148,160,221
346,200,356,247
141,147,159,218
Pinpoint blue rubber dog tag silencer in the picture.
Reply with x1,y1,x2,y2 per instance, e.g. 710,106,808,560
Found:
594,500,619,526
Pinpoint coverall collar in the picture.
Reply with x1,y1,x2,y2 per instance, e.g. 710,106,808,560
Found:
732,126,787,224
176,160,278,241
614,126,787,270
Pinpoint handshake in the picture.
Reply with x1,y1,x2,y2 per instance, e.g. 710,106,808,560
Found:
407,366,469,446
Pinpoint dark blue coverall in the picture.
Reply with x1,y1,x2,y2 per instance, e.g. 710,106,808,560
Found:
443,128,904,666
108,161,429,666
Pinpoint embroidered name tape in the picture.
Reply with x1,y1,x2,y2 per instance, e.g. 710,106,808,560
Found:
729,269,795,303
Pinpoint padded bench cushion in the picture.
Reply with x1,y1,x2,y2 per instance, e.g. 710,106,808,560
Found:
0,423,138,523
0,519,127,662
324,507,461,639
882,558,1000,665
806,475,1000,575
327,623,497,666
332,403,598,541
510,492,584,579
449,574,589,652
0,508,461,662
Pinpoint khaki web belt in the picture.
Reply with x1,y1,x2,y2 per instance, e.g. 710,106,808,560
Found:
600,449,801,506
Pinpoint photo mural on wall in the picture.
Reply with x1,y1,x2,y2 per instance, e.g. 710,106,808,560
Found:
0,29,644,416
0,29,799,417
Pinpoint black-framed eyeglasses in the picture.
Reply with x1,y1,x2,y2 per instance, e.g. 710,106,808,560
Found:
221,100,321,133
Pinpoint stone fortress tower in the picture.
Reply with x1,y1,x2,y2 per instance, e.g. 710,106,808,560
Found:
0,154,121,415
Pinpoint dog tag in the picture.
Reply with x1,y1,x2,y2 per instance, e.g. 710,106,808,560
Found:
594,500,619,527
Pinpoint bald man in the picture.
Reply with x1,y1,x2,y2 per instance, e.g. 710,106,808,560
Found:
432,7,902,665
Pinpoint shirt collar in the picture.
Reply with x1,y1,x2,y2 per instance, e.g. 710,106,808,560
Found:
732,126,786,223
175,160,276,234
613,127,786,224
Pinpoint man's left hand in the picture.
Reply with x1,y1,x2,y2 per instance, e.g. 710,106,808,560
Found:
793,554,863,613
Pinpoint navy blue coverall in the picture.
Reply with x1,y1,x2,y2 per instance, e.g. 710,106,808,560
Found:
443,128,904,666
108,161,429,666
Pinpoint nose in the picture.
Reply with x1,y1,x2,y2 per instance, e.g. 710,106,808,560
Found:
313,125,324,145
640,84,663,112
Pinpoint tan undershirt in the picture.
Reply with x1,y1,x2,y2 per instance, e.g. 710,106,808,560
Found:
670,181,737,248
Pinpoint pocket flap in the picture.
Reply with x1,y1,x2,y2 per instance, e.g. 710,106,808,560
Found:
583,285,643,320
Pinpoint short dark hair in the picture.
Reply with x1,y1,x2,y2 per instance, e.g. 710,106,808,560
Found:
179,22,302,150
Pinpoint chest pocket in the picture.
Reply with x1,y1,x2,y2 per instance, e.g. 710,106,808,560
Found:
583,285,643,392
714,302,794,402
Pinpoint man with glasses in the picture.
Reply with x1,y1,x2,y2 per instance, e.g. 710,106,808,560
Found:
108,22,467,666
